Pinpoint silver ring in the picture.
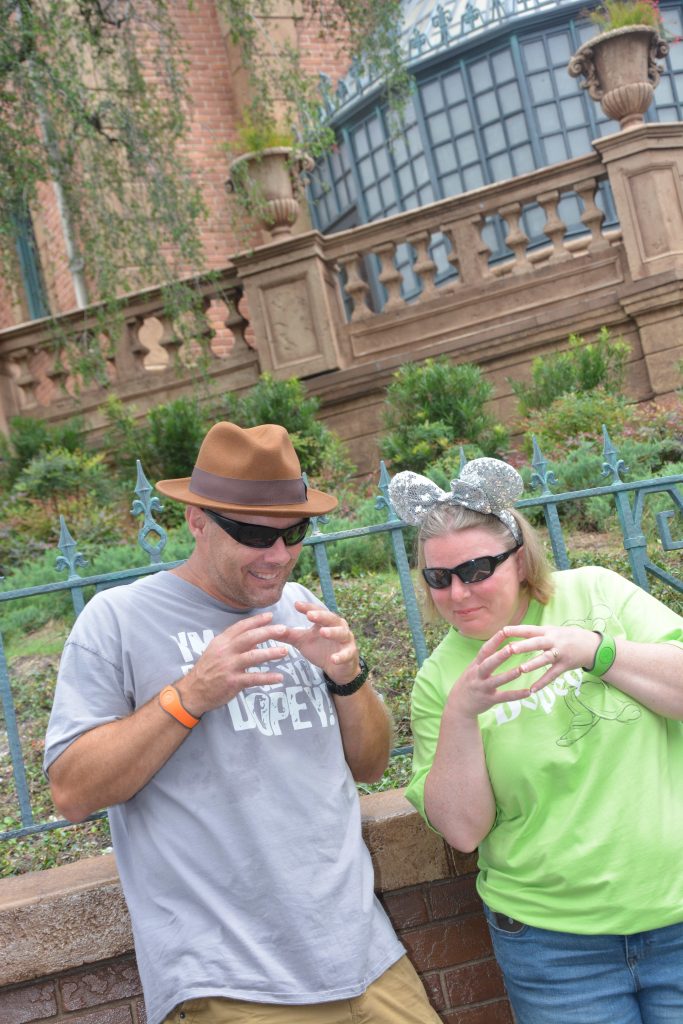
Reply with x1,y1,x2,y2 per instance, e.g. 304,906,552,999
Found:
550,647,560,662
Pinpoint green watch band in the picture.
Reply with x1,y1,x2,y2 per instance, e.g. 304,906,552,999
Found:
582,632,617,677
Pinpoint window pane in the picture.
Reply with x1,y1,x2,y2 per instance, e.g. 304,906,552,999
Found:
443,70,465,103
476,90,500,122
456,132,478,163
492,49,515,83
537,103,561,133
435,142,457,173
522,39,547,72
547,33,571,64
463,164,485,189
451,101,473,132
512,145,534,175
506,112,529,142
490,152,512,178
421,79,444,113
567,127,592,155
528,71,553,103
500,82,522,115
358,157,375,188
470,58,493,91
483,123,504,154
544,134,569,162
560,96,586,128
428,111,451,144
441,170,462,195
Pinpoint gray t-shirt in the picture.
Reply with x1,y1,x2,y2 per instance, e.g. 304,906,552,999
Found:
44,571,404,1024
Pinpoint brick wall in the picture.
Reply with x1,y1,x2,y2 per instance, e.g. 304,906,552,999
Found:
0,790,513,1024
0,0,352,331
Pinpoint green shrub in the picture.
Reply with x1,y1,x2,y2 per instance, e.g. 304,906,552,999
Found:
220,373,356,486
12,448,112,505
509,327,629,417
381,358,508,473
521,389,629,457
0,415,85,488
102,395,210,481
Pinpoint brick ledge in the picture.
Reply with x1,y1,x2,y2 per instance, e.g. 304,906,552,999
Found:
0,788,475,988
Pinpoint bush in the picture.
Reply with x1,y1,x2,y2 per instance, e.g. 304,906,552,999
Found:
220,373,356,486
0,415,85,489
102,395,210,481
381,358,508,473
509,327,629,417
521,389,629,458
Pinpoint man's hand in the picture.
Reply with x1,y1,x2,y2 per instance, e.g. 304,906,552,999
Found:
176,612,292,718
282,601,361,684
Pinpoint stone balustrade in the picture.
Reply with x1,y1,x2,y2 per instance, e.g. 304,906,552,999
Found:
0,268,257,437
2,124,683,476
325,150,613,322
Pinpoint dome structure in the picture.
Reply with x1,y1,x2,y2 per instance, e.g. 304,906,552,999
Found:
308,0,683,302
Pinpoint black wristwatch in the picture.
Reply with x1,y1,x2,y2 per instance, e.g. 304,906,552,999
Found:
323,656,369,697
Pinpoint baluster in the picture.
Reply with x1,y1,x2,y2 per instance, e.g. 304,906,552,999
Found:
9,347,38,409
337,253,372,321
442,215,490,285
127,316,152,373
375,242,404,312
407,230,438,301
537,189,571,262
575,177,610,252
45,351,69,394
157,311,184,365
225,289,251,351
499,202,531,272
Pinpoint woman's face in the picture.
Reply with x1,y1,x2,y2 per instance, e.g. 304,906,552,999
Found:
423,525,528,640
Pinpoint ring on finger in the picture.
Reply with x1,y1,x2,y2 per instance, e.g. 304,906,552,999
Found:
550,647,560,662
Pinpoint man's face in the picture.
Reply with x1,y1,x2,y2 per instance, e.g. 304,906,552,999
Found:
195,510,307,610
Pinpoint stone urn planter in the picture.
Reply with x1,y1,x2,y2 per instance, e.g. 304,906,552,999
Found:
568,25,669,129
227,146,311,240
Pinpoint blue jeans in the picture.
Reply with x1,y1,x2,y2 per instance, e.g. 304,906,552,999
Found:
483,903,683,1024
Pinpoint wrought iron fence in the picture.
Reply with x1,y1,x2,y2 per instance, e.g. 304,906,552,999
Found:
1,427,682,844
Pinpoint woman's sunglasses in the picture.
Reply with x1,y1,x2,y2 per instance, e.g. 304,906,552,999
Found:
203,508,310,548
422,543,523,590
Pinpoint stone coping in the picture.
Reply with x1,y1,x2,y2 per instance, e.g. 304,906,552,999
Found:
0,788,475,989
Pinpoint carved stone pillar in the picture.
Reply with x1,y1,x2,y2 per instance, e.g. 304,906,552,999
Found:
232,232,349,378
594,123,683,281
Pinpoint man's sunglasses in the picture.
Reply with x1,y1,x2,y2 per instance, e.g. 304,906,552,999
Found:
203,508,310,548
422,543,523,590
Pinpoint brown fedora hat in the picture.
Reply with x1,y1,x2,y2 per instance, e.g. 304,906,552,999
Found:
155,421,338,518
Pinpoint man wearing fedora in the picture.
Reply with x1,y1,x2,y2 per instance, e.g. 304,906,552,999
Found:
45,422,440,1024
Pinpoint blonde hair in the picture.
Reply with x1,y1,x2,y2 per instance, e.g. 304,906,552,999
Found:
416,504,554,624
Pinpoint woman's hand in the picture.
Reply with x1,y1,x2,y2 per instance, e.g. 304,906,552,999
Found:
499,623,599,692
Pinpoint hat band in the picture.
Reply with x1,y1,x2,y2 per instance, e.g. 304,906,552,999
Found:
189,467,308,506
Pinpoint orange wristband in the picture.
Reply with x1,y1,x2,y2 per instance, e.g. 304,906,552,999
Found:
158,685,200,729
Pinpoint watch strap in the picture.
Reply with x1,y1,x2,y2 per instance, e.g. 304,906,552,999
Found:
324,656,369,696
581,632,617,677
158,685,200,729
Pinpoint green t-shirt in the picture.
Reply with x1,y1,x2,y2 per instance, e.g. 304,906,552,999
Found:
405,566,683,934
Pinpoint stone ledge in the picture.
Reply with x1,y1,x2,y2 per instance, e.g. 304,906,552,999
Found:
0,789,470,989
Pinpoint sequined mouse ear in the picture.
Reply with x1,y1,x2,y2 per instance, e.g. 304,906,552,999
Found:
456,458,523,515
388,471,447,525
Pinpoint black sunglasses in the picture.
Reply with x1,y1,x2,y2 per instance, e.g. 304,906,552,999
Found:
203,508,310,549
422,543,523,590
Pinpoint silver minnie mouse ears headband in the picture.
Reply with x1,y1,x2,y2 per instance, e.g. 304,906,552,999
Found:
388,457,524,544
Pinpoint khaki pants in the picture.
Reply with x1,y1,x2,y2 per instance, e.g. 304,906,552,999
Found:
162,955,441,1024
